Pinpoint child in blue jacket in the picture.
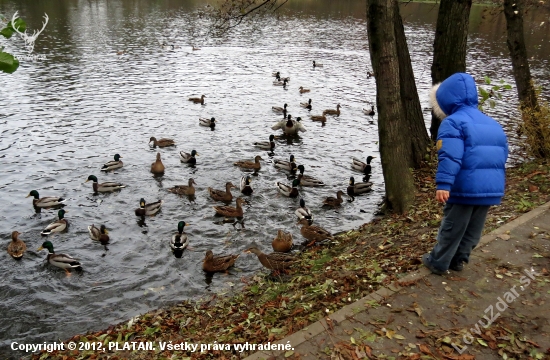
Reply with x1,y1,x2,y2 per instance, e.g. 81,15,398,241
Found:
423,72,509,275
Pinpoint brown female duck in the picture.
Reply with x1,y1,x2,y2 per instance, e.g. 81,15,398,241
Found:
213,198,247,217
7,231,26,259
189,95,206,104
272,230,293,253
168,178,196,195
151,152,165,174
202,250,239,272
322,190,345,207
297,218,333,246
149,137,175,147
323,104,341,116
208,182,236,202
234,155,263,170
245,246,296,272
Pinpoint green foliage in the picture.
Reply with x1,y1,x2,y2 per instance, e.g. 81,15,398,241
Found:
478,77,513,111
0,17,26,39
0,15,26,73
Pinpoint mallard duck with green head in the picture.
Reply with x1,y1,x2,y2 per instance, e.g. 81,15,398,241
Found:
272,230,293,253
199,117,216,129
295,198,313,224
297,165,324,186
101,154,123,171
202,250,239,273
7,231,26,259
240,176,253,195
41,209,68,236
171,221,190,251
254,135,276,151
352,156,375,176
245,246,296,272
88,224,109,243
86,175,126,193
297,218,333,246
26,190,66,208
272,103,288,115
347,176,373,201
208,182,236,202
135,198,163,216
37,240,81,275
274,154,297,172
180,150,199,164
276,179,300,198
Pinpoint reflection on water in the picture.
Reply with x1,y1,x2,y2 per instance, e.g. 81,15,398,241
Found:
0,0,549,356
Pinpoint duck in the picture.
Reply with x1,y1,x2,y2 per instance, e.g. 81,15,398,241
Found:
192,45,201,51
273,78,288,87
363,105,375,116
323,190,345,207
199,117,216,129
234,155,263,170
272,230,293,253
171,221,190,251
26,190,66,208
245,246,296,272
272,71,280,77
189,95,206,104
275,73,290,82
168,178,196,195
310,114,327,123
352,156,376,176
213,198,247,217
313,60,323,68
7,231,26,259
101,154,123,171
276,179,300,198
202,250,239,273
272,103,288,114
299,86,310,94
274,154,297,172
150,152,165,175
37,241,81,275
240,176,253,195
41,209,68,236
367,71,374,78
272,115,307,135
149,137,175,147
300,99,312,111
86,175,126,193
254,134,275,151
88,224,109,243
323,104,341,116
180,150,199,164
297,218,333,246
135,198,163,216
296,165,325,186
347,176,373,201
295,198,313,224
208,182,236,202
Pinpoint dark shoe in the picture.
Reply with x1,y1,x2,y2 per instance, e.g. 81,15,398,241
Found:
422,253,446,275
449,261,465,272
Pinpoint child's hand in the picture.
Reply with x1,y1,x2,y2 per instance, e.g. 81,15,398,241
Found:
436,190,449,203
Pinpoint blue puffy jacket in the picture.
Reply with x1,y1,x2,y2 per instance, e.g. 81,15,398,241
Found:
431,73,508,205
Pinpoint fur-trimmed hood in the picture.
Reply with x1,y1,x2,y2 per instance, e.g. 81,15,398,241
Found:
429,73,479,120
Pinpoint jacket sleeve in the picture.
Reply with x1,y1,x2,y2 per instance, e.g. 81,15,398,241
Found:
436,117,464,191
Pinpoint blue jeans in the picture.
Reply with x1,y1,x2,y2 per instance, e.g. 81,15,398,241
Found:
427,203,490,271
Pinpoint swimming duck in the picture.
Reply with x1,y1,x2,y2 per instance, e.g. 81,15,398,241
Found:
301,99,312,110
192,45,201,51
313,60,323,68
150,152,165,175
274,154,297,172
213,198,247,217
352,156,375,176
347,176,373,201
276,179,300,198
202,250,239,273
88,224,109,243
240,176,253,195
295,198,313,224
86,175,126,193
272,103,288,114
199,117,216,129
254,135,276,151
26,190,66,208
272,230,293,253
149,137,175,147
272,115,307,135
367,71,374,78
168,178,196,195
246,246,296,272
101,154,123,171
135,198,163,216
310,114,327,123
37,240,81,275
7,231,26,259
297,218,333,246
297,165,325,186
180,150,199,164
234,155,263,170
273,78,288,87
323,190,345,207
275,73,290,82
323,104,341,116
272,71,280,77
208,182,236,202
171,221,190,251
189,95,206,104
299,86,310,94
363,105,375,116
41,209,68,236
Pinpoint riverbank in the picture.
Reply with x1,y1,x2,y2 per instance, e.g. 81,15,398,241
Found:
31,157,550,360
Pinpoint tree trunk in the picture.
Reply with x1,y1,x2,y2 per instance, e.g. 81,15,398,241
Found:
393,0,430,168
367,0,415,214
430,0,472,140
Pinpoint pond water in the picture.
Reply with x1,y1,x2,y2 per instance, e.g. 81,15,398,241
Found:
0,0,549,356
